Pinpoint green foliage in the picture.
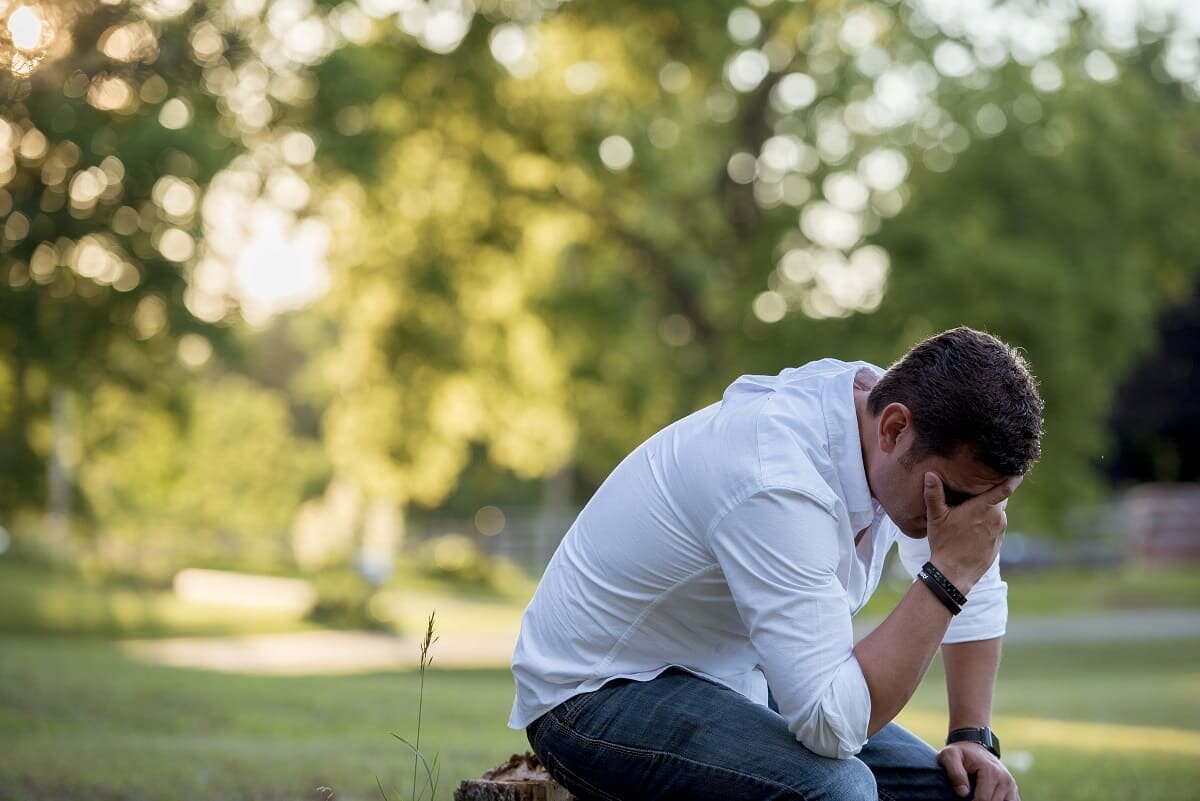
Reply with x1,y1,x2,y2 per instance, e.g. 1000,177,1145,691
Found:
74,375,327,578
307,566,384,630
413,534,503,587
303,1,1200,532
0,1,244,513
864,56,1200,528
3,0,1200,558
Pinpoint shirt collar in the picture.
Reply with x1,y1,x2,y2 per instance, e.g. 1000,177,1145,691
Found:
823,363,882,529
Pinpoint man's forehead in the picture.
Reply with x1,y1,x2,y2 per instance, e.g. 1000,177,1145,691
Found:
941,452,1006,495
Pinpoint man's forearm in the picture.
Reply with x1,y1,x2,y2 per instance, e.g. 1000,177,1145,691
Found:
854,574,968,735
943,637,1002,731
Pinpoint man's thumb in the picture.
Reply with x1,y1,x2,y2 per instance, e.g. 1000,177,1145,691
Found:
924,472,948,518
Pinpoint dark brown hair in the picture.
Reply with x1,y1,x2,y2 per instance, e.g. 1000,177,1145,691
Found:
867,327,1044,476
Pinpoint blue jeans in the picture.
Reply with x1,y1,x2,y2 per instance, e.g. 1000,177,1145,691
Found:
526,668,967,801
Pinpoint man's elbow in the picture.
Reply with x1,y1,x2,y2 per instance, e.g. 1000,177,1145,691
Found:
788,705,869,759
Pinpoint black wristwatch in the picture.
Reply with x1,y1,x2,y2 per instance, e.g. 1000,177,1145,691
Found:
946,727,1001,758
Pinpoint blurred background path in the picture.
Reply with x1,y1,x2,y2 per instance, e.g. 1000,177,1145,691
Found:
121,607,1200,675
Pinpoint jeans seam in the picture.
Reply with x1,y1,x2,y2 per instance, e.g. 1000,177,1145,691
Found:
527,714,549,754
545,712,657,760
879,789,898,801
554,695,589,728
546,714,811,800
545,753,624,801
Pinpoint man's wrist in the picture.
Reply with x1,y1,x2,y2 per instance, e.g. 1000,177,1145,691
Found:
918,565,963,615
948,719,991,732
925,558,976,596
947,727,1002,758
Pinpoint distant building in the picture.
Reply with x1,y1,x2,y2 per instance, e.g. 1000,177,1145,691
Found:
1122,484,1200,563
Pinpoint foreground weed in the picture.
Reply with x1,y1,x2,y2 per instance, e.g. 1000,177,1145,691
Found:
377,610,441,801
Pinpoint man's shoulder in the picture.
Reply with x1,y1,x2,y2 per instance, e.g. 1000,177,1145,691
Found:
750,358,878,511
687,357,879,513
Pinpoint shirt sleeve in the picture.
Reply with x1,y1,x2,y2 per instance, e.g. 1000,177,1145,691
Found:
895,528,1008,644
708,489,871,759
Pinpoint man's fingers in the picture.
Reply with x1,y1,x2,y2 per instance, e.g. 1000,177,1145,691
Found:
974,770,1000,801
979,474,1023,507
938,748,970,798
924,472,949,520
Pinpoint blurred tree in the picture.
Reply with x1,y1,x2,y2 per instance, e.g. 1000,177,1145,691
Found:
843,47,1200,527
303,0,1200,533
0,0,240,533
3,0,1198,556
0,0,338,562
79,375,327,577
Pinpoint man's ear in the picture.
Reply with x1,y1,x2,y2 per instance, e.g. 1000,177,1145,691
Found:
878,402,912,455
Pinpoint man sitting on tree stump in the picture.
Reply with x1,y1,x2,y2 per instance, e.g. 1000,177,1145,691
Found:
508,327,1041,801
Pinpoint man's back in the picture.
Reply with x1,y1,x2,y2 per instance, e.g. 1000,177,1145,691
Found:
509,359,888,734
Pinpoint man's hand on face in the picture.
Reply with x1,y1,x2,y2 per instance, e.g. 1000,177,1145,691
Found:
938,741,1021,801
923,472,1022,591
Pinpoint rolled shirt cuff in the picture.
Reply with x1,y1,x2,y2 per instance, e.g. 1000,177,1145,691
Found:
788,653,872,759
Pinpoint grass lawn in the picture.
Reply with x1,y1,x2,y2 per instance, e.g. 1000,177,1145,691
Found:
2,635,1198,801
0,560,532,641
860,562,1200,618
6,557,1198,643
0,561,318,639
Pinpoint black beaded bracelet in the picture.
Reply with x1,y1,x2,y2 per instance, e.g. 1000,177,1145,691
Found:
918,563,963,616
920,561,968,606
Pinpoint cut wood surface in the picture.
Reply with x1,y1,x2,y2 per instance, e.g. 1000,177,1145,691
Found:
454,753,575,801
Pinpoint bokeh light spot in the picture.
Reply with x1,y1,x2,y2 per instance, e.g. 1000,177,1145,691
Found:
8,5,44,51
599,136,633,171
474,506,506,537
753,290,787,323
159,98,192,130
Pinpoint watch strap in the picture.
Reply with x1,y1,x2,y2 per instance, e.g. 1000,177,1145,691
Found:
947,727,1001,758
920,561,968,606
917,564,962,615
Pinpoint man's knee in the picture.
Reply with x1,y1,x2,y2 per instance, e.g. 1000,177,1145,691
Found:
818,758,877,801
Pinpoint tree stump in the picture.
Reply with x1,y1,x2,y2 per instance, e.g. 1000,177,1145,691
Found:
453,752,575,801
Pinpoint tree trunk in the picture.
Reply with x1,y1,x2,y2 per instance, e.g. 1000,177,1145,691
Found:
0,347,35,515
359,495,403,584
533,466,573,573
453,781,573,801
454,753,574,801
44,384,73,557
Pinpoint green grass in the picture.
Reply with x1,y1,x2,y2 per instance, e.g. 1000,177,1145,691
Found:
3,560,1197,799
860,562,1200,618
0,560,318,639
0,636,528,801
895,639,1200,801
1,635,1197,801
0,559,531,640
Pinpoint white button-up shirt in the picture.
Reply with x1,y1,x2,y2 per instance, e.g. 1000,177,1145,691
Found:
508,359,1007,758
